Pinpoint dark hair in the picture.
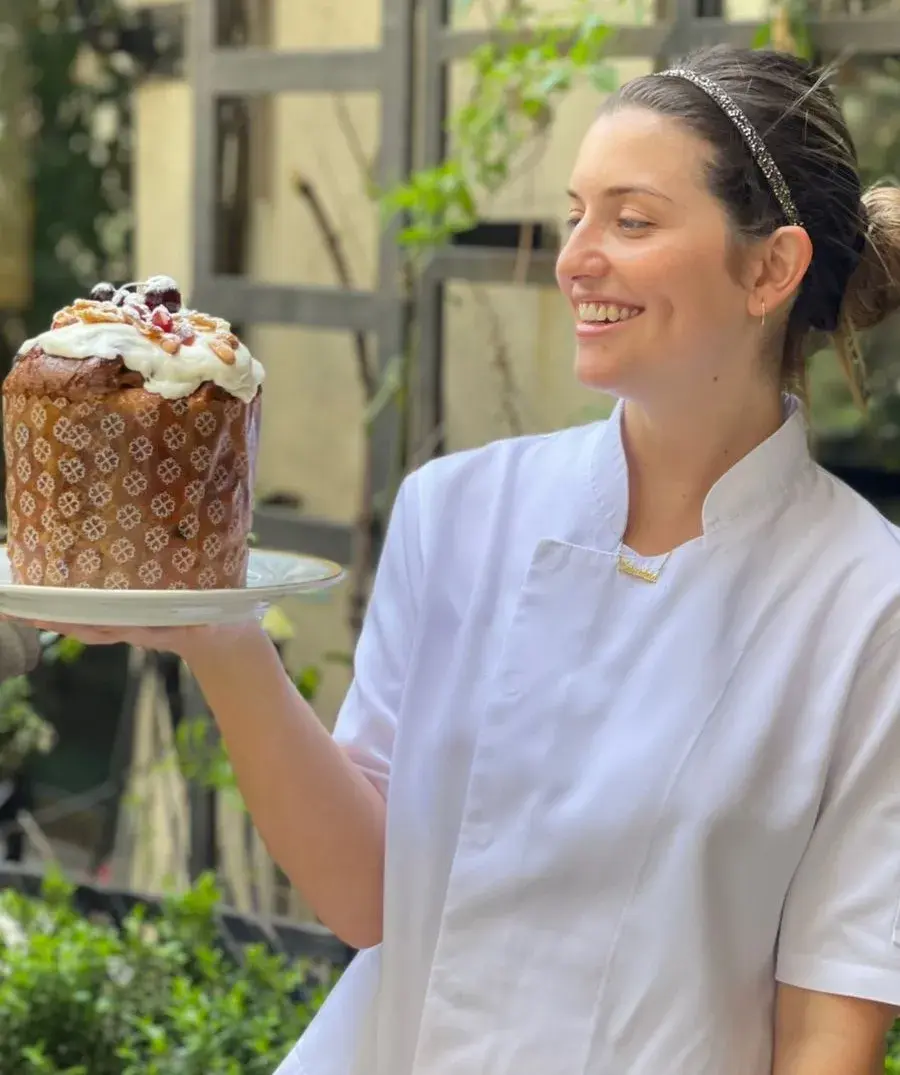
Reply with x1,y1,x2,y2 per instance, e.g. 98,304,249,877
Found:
604,45,900,403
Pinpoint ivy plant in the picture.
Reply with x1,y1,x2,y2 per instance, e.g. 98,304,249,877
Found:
382,0,620,252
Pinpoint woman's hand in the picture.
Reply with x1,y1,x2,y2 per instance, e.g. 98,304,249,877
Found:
2,615,261,662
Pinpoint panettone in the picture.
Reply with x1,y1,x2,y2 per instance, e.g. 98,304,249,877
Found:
2,276,264,590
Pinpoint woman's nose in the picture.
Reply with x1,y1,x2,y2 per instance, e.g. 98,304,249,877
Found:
556,224,610,283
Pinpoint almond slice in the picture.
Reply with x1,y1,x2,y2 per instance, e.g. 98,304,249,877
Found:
83,308,125,324
210,339,236,365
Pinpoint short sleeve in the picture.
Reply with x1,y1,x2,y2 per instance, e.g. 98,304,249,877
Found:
331,472,422,799
776,627,900,1005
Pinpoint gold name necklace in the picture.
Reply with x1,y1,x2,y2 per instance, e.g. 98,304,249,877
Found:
615,542,673,584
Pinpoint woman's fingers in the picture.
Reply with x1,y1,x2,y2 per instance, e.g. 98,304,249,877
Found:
0,615,223,656
3,618,154,647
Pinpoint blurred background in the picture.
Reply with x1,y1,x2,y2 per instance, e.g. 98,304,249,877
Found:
2,0,900,1069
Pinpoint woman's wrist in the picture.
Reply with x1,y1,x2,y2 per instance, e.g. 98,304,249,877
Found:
174,617,273,669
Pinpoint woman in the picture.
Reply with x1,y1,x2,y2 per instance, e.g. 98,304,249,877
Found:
22,44,900,1075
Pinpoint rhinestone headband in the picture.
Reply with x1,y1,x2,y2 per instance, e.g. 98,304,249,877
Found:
658,67,803,228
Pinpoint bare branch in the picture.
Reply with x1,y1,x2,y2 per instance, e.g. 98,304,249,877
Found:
290,171,379,646
332,95,377,196
468,285,524,436
291,172,375,401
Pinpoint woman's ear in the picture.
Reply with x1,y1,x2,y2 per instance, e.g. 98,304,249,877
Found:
745,226,813,320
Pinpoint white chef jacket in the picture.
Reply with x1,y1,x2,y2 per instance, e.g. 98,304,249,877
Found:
277,396,900,1075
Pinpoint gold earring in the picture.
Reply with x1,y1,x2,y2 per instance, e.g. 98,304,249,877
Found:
760,299,766,330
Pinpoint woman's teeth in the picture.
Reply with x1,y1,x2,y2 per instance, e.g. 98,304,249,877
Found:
577,303,641,323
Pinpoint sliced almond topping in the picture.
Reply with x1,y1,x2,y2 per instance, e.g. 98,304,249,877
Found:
137,321,163,340
82,307,125,324
210,338,236,365
160,334,182,354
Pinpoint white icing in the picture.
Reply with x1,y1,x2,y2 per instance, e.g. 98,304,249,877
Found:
18,318,265,403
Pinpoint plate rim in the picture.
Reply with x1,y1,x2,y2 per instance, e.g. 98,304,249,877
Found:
0,545,345,602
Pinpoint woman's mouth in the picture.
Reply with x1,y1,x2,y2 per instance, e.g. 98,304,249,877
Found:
576,301,643,335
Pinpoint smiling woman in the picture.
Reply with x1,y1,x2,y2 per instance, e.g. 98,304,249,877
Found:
17,44,900,1075
558,48,897,421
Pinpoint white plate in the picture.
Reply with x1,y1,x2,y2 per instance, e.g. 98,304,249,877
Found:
0,546,344,627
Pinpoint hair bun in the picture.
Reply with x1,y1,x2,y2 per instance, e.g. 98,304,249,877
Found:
842,185,900,330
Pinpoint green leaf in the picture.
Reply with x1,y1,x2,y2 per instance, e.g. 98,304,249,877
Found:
293,664,323,702
570,16,613,65
538,66,572,96
752,22,772,48
790,19,814,61
588,64,620,93
41,635,86,664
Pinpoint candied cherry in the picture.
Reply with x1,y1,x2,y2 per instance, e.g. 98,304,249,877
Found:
143,274,182,314
90,282,116,302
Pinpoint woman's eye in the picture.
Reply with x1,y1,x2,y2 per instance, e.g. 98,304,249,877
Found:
565,215,651,233
619,217,651,232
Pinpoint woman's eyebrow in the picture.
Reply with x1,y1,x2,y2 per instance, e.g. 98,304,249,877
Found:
566,184,673,202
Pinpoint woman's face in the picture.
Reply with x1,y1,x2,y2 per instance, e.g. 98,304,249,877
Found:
557,107,759,405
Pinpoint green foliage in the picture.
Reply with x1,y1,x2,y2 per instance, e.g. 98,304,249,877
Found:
0,869,337,1075
886,1023,900,1072
41,635,88,665
0,676,56,778
751,3,814,62
382,0,618,251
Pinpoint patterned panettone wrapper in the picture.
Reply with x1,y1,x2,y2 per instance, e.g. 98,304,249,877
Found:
2,388,260,590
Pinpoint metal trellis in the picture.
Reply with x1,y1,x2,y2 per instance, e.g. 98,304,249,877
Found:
190,0,415,565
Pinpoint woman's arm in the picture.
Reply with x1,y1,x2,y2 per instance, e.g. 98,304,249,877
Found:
179,621,388,949
773,983,896,1075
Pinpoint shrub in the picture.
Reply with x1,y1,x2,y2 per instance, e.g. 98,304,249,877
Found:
0,870,338,1075
887,1024,900,1073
